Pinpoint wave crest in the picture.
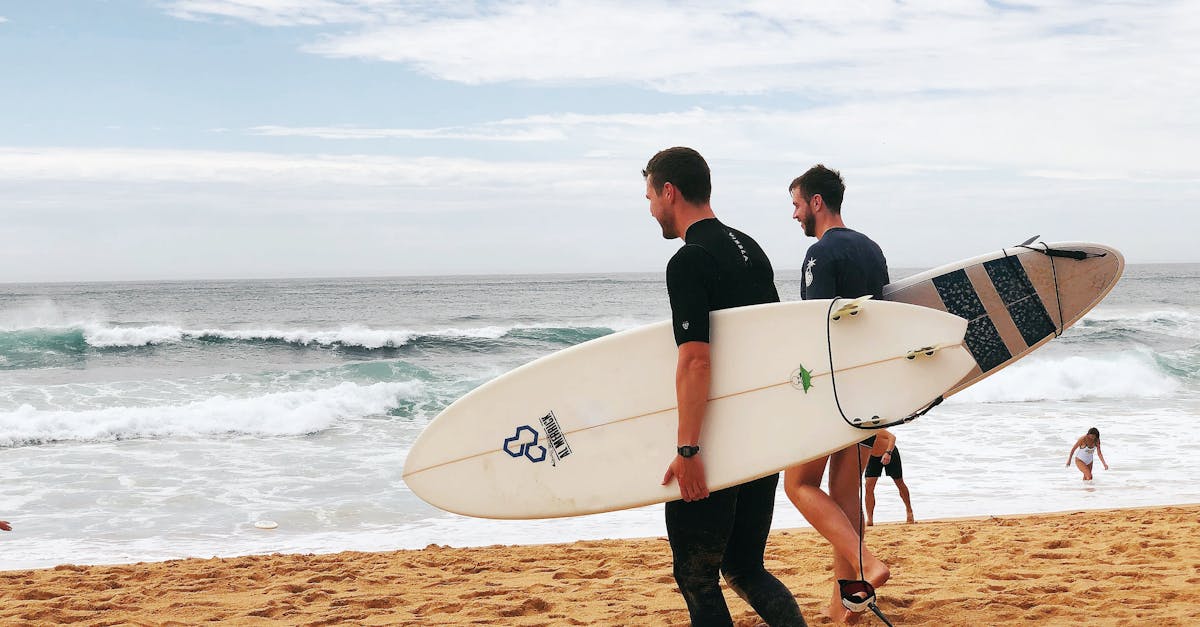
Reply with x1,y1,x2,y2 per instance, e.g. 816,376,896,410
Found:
0,381,421,448
952,352,1181,403
84,324,184,347
1,323,622,354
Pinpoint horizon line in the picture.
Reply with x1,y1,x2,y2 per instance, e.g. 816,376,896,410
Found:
1,261,1194,287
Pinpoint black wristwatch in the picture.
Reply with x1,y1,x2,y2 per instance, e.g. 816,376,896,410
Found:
677,445,700,458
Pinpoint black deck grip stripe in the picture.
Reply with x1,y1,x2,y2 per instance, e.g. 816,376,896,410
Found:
983,258,1058,347
932,269,1011,373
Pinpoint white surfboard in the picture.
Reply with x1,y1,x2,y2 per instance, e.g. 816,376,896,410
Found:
403,299,975,519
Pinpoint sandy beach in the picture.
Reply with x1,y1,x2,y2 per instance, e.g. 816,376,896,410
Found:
1,504,1197,626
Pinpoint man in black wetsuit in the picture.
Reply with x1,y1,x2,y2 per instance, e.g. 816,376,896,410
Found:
781,164,892,623
643,147,806,627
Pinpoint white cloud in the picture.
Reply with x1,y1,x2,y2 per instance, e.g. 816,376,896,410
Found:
167,2,1200,182
249,124,564,142
162,0,381,26
5,1,1198,280
0,146,613,189
160,0,480,26
164,1,1200,102
0,16,9,24
3,133,1196,280
162,2,1200,181
247,98,1200,182
0,145,661,281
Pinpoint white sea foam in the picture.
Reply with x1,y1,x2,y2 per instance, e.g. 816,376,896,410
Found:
427,326,511,339
0,300,86,331
0,310,642,350
1078,308,1200,338
197,324,528,347
0,302,184,347
1082,308,1196,324
196,326,421,348
951,352,1180,403
0,322,616,349
83,323,184,347
0,381,420,447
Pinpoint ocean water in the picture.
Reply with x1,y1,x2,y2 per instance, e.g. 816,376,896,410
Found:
1,265,1196,570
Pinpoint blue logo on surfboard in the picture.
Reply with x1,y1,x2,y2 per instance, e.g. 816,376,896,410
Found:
503,425,547,463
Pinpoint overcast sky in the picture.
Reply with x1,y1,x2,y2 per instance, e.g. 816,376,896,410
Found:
1,1,1196,282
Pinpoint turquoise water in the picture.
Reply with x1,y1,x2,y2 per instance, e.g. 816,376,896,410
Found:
0,265,1196,569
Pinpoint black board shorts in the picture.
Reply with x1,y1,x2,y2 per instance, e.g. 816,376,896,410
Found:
864,448,903,479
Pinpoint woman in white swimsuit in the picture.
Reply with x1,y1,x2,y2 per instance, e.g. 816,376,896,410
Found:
1066,427,1109,481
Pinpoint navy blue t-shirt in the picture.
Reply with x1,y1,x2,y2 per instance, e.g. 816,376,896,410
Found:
666,218,779,346
800,227,889,301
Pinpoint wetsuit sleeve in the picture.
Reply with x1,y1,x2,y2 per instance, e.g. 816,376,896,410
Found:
666,246,712,345
804,250,839,300
763,257,781,303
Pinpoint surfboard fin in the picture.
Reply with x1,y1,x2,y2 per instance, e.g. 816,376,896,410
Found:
849,416,885,427
905,344,941,360
830,295,872,321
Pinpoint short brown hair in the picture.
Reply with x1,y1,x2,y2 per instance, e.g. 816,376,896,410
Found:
643,147,712,204
789,164,845,213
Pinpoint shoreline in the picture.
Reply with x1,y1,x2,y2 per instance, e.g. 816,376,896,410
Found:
3,504,1200,625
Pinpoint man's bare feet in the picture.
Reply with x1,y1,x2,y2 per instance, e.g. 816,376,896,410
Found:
0,521,11,532
906,511,915,524
866,517,874,527
827,562,890,623
827,585,854,624
865,560,891,589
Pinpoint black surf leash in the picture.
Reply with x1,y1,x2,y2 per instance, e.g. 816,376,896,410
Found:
836,435,895,626
1015,234,1108,261
824,297,945,430
821,298,897,625
1005,235,1104,339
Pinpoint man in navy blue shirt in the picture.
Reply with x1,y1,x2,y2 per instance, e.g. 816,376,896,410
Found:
644,147,806,627
781,164,892,623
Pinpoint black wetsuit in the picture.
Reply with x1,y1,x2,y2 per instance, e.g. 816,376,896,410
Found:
665,218,805,627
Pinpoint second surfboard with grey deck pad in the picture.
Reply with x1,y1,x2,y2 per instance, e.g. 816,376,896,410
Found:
883,239,1123,396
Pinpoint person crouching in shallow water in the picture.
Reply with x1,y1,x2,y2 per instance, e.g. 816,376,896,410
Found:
645,146,806,627
1067,427,1109,481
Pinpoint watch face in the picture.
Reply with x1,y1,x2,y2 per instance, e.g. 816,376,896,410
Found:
678,445,699,458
